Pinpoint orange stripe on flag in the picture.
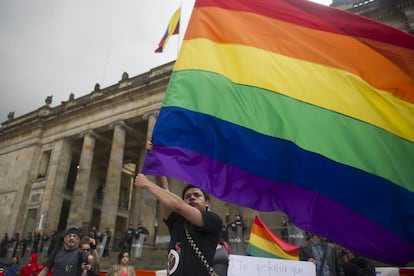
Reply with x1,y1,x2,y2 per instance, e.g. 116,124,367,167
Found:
185,7,414,103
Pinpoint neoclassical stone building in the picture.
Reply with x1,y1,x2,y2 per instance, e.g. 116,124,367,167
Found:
331,0,414,33
0,62,279,247
1,0,412,248
0,63,174,245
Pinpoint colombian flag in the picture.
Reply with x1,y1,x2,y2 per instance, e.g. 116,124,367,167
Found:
247,216,299,260
143,0,414,266
154,7,180,53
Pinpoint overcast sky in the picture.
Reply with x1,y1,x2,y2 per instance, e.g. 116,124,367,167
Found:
0,0,331,125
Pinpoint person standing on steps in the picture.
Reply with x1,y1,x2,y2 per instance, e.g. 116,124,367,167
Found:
299,233,345,276
105,250,135,276
38,227,93,276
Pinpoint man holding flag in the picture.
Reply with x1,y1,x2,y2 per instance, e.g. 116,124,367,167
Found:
136,141,222,276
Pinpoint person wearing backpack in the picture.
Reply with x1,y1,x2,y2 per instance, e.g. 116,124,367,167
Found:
38,227,92,276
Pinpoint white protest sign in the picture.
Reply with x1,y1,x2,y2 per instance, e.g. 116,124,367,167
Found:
375,267,399,276
228,255,316,276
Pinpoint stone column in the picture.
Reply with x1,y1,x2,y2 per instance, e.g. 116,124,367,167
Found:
100,122,126,232
143,109,159,140
128,145,146,228
67,131,96,228
40,138,73,233
137,110,161,244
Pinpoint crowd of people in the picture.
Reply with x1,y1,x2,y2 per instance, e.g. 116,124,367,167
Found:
0,225,128,276
0,200,375,276
0,222,375,276
0,231,59,260
0,225,116,276
120,223,149,255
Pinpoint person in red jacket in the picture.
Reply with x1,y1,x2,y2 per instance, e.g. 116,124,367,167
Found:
20,253,39,276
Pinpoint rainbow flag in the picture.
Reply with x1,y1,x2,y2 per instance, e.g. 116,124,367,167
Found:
142,0,414,266
154,7,180,53
247,216,299,260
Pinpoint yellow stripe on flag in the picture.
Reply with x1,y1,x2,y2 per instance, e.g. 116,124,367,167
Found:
176,39,414,142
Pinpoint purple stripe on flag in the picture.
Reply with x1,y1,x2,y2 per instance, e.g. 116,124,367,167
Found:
142,145,414,265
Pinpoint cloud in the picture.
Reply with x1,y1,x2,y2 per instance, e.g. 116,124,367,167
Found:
0,0,330,124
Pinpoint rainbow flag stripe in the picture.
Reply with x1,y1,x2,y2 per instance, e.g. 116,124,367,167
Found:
143,0,414,266
247,216,299,260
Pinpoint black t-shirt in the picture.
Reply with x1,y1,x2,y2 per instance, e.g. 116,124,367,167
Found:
46,248,89,276
165,211,222,276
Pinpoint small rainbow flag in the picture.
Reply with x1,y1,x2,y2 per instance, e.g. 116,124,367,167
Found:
154,7,180,53
247,216,299,260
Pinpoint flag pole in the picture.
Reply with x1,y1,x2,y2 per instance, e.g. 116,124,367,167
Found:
177,1,183,57
101,54,110,85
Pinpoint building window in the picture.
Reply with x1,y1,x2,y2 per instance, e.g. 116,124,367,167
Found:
37,150,51,178
66,161,78,191
23,208,38,235
30,193,41,204
118,187,129,209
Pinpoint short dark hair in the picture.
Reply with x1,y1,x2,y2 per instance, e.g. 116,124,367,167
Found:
118,250,130,263
64,227,80,237
182,184,210,201
80,236,91,247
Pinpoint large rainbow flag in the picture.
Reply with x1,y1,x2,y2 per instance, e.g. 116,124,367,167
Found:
142,0,414,266
247,216,299,260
